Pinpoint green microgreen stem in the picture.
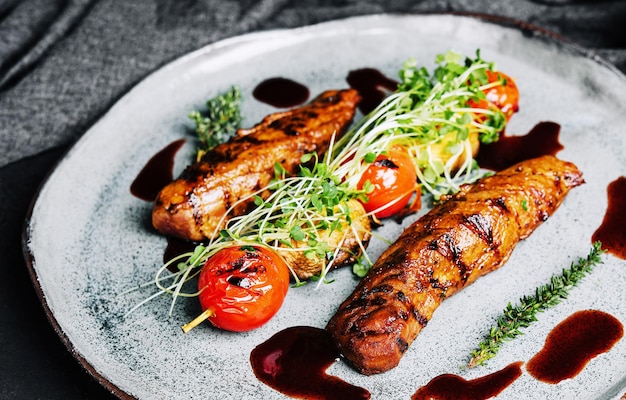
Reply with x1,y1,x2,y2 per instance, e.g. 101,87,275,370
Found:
467,241,606,368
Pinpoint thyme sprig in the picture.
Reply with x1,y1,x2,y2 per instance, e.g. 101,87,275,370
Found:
467,241,606,368
189,85,242,160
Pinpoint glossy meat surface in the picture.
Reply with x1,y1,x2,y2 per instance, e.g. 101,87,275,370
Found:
326,155,583,375
152,89,361,242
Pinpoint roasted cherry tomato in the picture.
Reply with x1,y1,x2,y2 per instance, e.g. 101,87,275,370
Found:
470,70,519,121
357,148,418,219
194,245,290,332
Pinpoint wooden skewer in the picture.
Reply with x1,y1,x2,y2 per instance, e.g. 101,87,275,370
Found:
181,309,215,333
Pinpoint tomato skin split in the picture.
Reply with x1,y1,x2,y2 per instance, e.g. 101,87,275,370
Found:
357,149,418,219
197,246,290,332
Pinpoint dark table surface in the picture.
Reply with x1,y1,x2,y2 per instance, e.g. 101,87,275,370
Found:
1,1,625,399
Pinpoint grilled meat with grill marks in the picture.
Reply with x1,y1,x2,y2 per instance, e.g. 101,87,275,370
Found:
152,89,361,242
326,155,583,375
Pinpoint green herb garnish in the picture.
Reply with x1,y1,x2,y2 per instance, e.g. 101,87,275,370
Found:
467,241,605,368
189,85,242,160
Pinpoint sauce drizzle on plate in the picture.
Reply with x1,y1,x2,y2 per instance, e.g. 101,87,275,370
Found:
253,77,310,108
130,138,186,201
476,121,563,171
527,309,624,384
412,362,523,400
346,68,398,114
250,326,370,400
592,176,626,259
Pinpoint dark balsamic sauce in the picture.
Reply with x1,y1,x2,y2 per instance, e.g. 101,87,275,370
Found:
250,326,370,400
475,121,563,171
163,236,197,272
130,139,193,269
253,77,310,108
346,68,398,114
527,310,623,384
592,176,626,259
411,362,523,400
130,139,186,201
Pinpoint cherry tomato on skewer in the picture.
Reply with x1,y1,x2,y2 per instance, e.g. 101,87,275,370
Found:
182,245,290,333
357,148,419,219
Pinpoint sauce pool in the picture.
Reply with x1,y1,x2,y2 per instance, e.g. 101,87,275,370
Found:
130,139,194,267
592,176,626,259
527,310,624,384
475,121,563,171
163,236,197,272
250,326,370,400
411,362,523,400
253,77,310,108
130,138,186,201
346,68,398,114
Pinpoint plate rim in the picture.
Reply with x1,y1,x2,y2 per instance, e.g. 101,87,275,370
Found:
20,11,626,400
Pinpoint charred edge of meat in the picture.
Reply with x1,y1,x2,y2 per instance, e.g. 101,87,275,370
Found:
493,196,509,213
428,233,472,283
563,171,585,187
321,94,340,104
462,213,494,247
395,337,409,354
373,158,399,169
412,309,429,328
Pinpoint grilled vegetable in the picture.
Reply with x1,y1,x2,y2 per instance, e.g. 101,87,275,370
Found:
182,245,290,333
276,199,371,280
469,70,519,122
357,147,419,219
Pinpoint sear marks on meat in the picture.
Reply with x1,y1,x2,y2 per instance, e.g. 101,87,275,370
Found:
326,155,584,375
152,89,361,242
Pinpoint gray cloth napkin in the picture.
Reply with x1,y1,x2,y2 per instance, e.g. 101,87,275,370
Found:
1,0,625,167
1,1,625,399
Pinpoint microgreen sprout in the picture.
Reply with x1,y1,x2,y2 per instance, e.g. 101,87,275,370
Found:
330,50,505,199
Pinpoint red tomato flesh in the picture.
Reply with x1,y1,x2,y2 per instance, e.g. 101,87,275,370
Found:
470,70,520,121
483,70,519,119
357,149,418,219
197,245,290,332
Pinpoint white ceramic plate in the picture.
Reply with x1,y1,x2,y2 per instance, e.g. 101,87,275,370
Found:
24,14,626,400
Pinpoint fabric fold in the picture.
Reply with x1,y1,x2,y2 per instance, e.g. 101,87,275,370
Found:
0,0,95,90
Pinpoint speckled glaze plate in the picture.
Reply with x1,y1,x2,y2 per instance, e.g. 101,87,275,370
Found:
24,14,626,400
